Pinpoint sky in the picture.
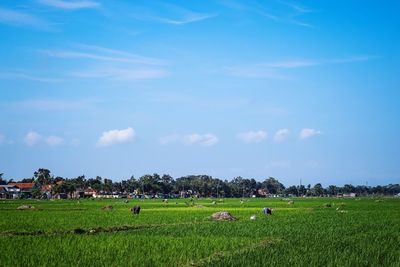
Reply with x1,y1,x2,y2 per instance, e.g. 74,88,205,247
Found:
1,0,399,186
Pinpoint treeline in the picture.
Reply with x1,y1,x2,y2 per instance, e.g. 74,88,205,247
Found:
1,169,399,197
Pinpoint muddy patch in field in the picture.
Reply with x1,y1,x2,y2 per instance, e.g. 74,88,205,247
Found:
0,222,212,237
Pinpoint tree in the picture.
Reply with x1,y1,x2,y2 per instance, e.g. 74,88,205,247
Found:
262,177,285,195
34,168,52,186
103,178,113,192
298,185,306,196
31,187,42,199
312,183,324,196
160,174,174,195
285,186,298,196
126,176,140,193
343,184,355,194
327,185,338,196
0,173,6,185
229,177,244,197
139,174,161,194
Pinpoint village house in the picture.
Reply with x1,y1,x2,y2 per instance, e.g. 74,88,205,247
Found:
7,182,36,198
84,188,97,198
0,185,20,199
336,193,357,198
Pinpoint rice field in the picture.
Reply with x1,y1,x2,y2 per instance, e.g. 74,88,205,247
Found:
0,197,399,266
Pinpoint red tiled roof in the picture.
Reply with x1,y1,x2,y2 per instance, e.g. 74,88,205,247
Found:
41,184,53,191
85,188,97,193
8,182,35,189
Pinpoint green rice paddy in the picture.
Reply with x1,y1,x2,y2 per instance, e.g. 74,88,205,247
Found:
0,198,399,266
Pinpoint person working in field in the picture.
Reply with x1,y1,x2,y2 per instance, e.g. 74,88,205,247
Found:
131,205,141,214
263,207,272,215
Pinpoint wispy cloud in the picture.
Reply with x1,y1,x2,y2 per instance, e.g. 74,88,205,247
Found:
24,131,42,146
0,70,62,82
299,128,321,140
41,44,164,65
274,128,290,143
261,60,319,68
183,133,218,146
70,67,168,80
45,136,64,146
0,7,50,29
277,0,314,14
24,131,65,146
145,13,217,25
237,130,267,143
220,0,313,27
132,3,217,26
327,55,379,64
226,55,378,79
224,66,288,79
37,0,100,10
289,19,313,28
97,127,135,147
41,44,168,81
160,133,218,146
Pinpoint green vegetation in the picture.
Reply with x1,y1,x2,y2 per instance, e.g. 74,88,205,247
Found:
2,169,400,198
1,197,399,266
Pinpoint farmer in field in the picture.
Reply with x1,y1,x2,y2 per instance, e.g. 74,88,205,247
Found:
263,207,272,215
131,205,141,214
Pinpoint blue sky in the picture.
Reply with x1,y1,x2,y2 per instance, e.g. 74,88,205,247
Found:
1,0,399,186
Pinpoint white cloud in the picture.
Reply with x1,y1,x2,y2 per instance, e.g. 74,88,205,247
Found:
274,128,290,143
37,0,100,10
238,131,267,143
24,131,68,146
24,131,42,146
299,128,321,140
159,133,218,146
183,133,218,146
0,7,49,29
45,136,64,146
97,127,135,147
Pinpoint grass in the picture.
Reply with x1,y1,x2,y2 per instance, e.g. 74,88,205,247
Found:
0,197,399,266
